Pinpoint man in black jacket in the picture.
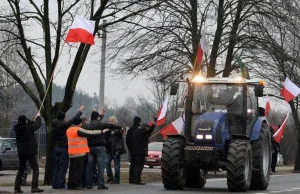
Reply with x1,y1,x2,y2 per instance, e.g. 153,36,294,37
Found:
14,112,44,193
132,121,156,185
52,105,84,189
270,125,280,172
83,111,124,190
105,116,126,184
126,116,141,184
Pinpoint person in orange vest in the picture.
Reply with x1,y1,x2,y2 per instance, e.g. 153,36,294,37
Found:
66,117,109,190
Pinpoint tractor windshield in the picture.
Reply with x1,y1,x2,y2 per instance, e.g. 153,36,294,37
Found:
193,84,244,115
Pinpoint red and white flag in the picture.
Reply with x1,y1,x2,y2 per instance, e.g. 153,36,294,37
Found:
264,95,271,117
196,34,209,66
280,77,300,102
273,111,289,143
160,117,183,139
66,15,95,45
156,97,168,126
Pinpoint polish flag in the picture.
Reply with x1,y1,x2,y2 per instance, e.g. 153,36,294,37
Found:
264,95,270,117
273,112,289,143
196,34,209,66
156,97,169,126
66,15,95,45
280,77,300,102
160,117,184,139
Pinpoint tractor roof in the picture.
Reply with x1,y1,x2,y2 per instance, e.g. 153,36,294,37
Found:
192,76,263,85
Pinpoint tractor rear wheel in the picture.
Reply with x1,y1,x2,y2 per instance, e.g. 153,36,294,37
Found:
250,123,271,190
227,139,252,192
161,138,185,190
185,167,206,188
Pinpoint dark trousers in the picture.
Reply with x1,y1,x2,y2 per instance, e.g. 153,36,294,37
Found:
81,154,88,187
15,154,39,190
67,156,85,189
272,151,278,172
133,155,145,183
129,155,135,183
106,152,121,183
52,147,69,189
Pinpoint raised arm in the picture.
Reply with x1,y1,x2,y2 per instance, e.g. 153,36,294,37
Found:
77,127,110,137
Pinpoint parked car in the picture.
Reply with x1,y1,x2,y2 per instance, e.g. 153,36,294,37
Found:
145,142,163,168
0,138,19,171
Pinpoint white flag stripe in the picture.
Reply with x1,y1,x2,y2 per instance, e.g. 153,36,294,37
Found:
284,77,300,97
158,97,169,120
200,34,209,53
70,15,95,34
172,117,184,134
274,111,289,137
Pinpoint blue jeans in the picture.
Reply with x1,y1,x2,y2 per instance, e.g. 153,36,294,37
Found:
106,152,121,183
52,147,69,188
86,146,106,186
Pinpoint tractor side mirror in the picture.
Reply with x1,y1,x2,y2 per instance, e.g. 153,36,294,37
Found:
258,107,265,117
254,85,264,97
170,83,179,95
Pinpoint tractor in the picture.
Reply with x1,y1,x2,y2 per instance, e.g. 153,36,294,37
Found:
161,76,271,192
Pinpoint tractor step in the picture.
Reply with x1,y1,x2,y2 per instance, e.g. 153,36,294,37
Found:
185,146,214,151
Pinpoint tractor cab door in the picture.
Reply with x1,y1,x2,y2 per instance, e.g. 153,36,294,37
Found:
246,85,259,137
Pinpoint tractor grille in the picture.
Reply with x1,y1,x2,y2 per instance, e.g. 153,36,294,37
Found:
184,146,214,151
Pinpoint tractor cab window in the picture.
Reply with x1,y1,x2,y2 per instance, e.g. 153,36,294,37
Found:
247,85,257,113
193,84,243,115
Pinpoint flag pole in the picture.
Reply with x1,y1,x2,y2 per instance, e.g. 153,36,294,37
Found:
34,42,66,120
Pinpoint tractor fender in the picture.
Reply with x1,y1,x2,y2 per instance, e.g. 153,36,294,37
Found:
250,117,267,141
166,134,187,147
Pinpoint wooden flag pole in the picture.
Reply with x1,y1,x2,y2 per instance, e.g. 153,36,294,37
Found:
34,42,66,120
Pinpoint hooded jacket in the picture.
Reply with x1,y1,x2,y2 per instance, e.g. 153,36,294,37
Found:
125,116,141,155
14,116,42,156
52,111,82,148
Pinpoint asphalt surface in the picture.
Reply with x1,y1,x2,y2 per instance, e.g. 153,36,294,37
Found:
1,174,300,193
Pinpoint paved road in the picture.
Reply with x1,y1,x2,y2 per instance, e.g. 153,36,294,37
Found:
1,173,300,194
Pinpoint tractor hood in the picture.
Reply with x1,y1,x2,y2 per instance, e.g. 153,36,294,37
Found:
193,112,229,147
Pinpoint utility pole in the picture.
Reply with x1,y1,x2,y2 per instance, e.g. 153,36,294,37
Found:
99,20,107,109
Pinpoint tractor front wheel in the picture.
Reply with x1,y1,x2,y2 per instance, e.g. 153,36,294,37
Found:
227,139,252,192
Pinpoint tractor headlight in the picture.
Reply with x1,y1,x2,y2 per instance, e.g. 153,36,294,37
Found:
205,135,213,140
196,134,204,139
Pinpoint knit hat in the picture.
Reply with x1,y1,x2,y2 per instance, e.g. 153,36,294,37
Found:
57,112,65,120
18,115,27,123
133,116,141,125
72,117,82,125
91,111,101,120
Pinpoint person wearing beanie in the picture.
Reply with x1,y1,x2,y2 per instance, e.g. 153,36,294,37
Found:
125,116,141,184
131,119,157,185
66,117,110,190
51,105,84,189
14,112,44,193
82,109,124,190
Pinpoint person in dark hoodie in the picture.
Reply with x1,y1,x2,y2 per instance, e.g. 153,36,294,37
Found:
126,116,141,184
83,111,124,190
51,105,84,189
14,112,44,193
132,121,156,185
105,116,126,184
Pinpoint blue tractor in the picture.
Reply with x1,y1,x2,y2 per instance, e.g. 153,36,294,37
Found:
161,76,271,192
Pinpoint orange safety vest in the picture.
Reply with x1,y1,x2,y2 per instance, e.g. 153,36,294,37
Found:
67,126,90,155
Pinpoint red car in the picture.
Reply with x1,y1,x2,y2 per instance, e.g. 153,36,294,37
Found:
145,142,163,168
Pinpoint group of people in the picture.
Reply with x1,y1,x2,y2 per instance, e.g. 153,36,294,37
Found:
13,105,157,193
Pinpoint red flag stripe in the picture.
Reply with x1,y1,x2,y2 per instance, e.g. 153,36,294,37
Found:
280,86,296,102
273,112,289,143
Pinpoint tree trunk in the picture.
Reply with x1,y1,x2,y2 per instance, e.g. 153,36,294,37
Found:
44,128,55,185
294,141,300,172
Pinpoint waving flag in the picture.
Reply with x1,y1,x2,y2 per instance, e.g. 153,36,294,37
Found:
280,77,300,102
156,97,168,126
264,95,271,117
66,15,95,45
273,112,289,143
196,34,209,66
160,117,184,138
236,56,250,79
